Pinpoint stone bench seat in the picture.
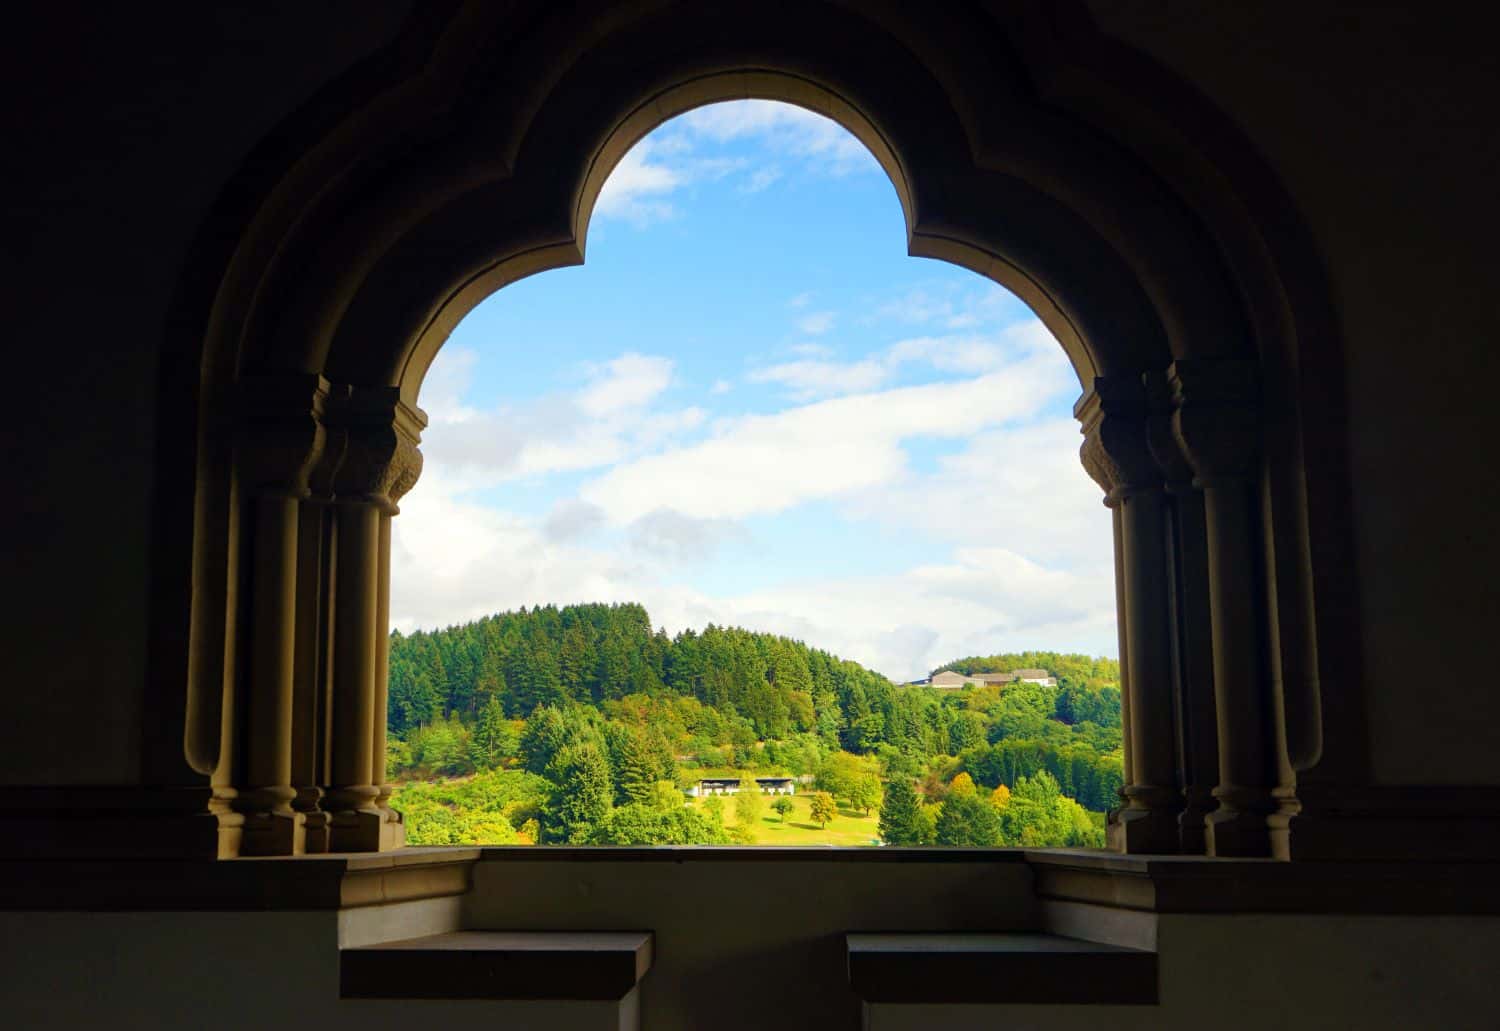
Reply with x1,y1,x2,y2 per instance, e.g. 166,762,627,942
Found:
847,932,1157,1005
340,930,653,1001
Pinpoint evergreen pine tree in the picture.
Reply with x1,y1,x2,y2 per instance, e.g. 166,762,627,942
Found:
545,743,612,843
878,779,925,845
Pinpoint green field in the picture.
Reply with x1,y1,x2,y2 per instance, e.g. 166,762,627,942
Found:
691,792,882,847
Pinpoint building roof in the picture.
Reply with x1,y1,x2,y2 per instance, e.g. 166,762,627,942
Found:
1013,668,1051,678
974,672,1019,683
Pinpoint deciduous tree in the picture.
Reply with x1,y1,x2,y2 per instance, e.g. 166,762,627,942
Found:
809,791,838,829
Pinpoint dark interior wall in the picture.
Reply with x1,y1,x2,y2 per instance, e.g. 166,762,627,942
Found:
3,2,1496,788
1,3,412,783
1086,1,1500,782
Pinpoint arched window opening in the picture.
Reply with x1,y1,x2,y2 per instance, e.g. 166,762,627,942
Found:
383,102,1125,849
189,42,1303,865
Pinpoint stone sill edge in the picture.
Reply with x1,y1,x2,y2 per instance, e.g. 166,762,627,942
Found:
7,847,1499,915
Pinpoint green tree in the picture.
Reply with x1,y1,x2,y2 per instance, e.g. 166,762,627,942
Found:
543,743,613,843
470,695,517,770
848,773,882,816
589,803,730,845
878,778,926,845
948,711,986,754
611,726,660,806
648,780,685,812
772,795,795,822
734,780,765,842
809,791,838,829
520,706,569,776
935,783,1002,847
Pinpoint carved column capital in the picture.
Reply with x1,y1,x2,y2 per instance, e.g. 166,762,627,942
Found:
329,386,427,512
1169,359,1262,487
236,374,333,497
1076,374,1159,506
1143,368,1195,492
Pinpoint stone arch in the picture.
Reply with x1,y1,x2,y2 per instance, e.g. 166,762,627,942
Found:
149,0,1357,859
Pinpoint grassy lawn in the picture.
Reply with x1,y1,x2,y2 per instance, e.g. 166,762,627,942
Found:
691,792,882,847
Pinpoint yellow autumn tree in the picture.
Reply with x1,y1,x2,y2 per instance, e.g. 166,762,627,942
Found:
989,784,1012,810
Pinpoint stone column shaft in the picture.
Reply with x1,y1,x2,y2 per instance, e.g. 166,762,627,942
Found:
291,499,335,853
1111,506,1133,791
245,493,300,802
1119,489,1177,804
1079,376,1182,853
1146,368,1218,854
327,499,382,845
1168,487,1218,853
372,512,402,845
233,374,328,856
1199,480,1279,854
1171,359,1282,858
325,387,424,852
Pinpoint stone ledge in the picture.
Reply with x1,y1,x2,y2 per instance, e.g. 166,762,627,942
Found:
847,933,1156,1005
475,846,1032,862
1026,849,1500,914
0,848,478,911
340,930,653,1000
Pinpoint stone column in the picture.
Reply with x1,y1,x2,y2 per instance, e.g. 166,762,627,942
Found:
234,374,330,856
1078,376,1182,854
290,416,346,854
325,388,423,852
372,511,405,847
1170,359,1281,857
1145,370,1218,854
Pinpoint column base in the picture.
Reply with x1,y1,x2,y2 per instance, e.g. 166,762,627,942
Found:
294,787,331,854
1204,805,1277,857
328,808,403,852
239,809,307,856
1177,787,1216,855
302,811,332,854
1108,804,1183,854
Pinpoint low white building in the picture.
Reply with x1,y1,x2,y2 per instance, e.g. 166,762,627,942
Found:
924,669,1056,689
688,777,796,796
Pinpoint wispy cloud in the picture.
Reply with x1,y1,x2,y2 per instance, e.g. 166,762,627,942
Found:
796,311,837,335
417,348,703,485
593,101,880,228
749,318,1061,402
675,101,878,178
581,334,1072,525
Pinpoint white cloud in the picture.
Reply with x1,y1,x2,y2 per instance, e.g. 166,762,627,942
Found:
796,311,837,335
391,479,1114,679
788,342,833,358
581,340,1073,525
591,101,880,231
416,349,700,486
628,509,752,564
748,358,889,400
677,100,877,177
788,291,814,309
742,166,783,193
843,419,1110,571
746,318,1063,403
576,353,675,417
543,499,607,542
871,283,1021,330
710,379,732,395
593,141,683,226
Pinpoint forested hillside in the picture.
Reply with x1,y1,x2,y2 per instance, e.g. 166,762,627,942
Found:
387,602,1123,848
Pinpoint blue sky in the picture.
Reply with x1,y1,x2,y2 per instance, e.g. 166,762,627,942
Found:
389,101,1116,681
